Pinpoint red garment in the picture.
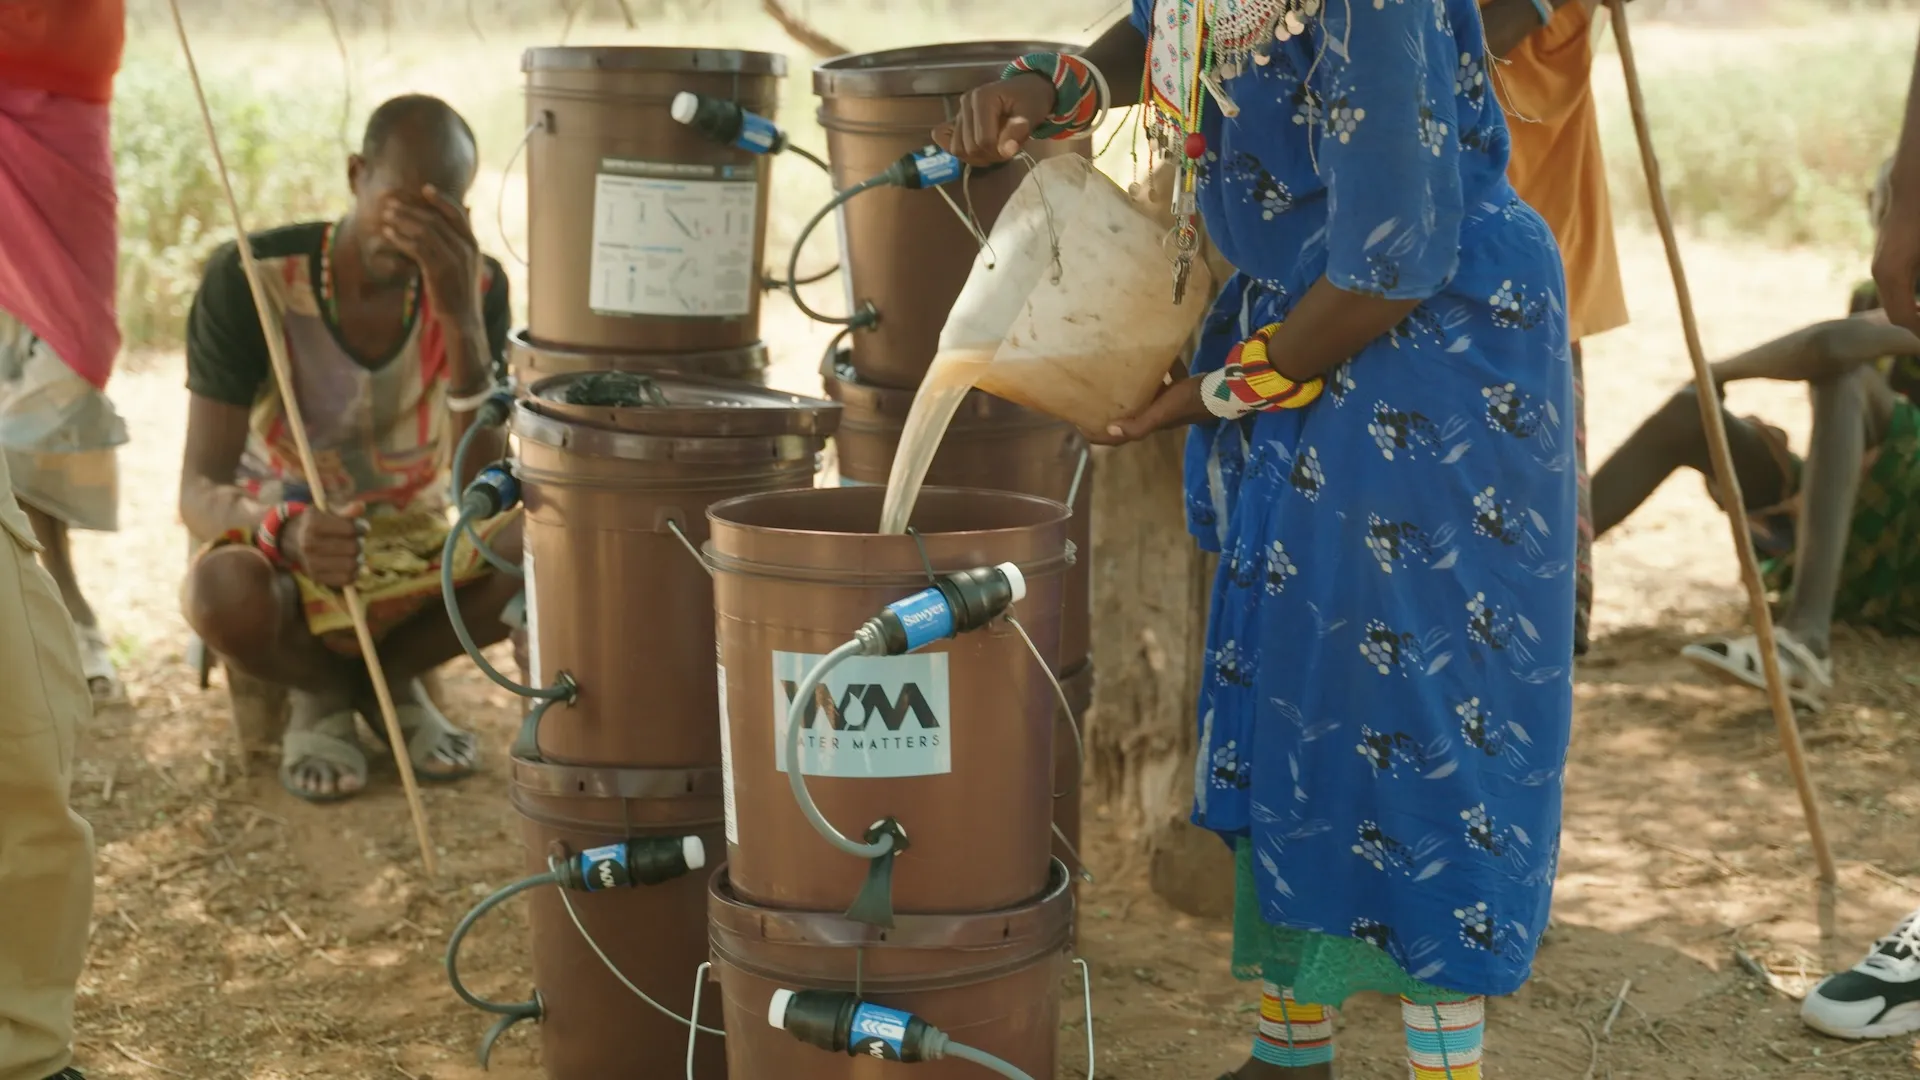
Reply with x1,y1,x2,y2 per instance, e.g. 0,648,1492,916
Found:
0,0,127,104
0,0,123,390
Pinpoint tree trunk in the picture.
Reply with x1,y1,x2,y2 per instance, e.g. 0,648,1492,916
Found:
1085,435,1234,917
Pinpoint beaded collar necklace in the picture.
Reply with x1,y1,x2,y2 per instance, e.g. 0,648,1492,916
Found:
317,219,420,336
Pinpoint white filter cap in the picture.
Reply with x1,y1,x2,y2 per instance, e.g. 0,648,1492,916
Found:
767,988,795,1030
994,561,1027,604
670,91,699,125
682,836,707,871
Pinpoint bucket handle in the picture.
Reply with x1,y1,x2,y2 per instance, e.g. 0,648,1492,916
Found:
662,511,715,576
685,961,713,1080
1073,956,1097,1080
497,111,553,267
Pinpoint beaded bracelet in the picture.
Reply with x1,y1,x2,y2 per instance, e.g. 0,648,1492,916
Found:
1001,51,1109,141
1201,324,1325,420
253,500,309,569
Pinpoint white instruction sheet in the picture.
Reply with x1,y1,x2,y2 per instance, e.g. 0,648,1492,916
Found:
588,158,757,319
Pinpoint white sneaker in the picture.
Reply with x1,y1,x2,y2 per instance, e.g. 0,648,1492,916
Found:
1801,908,1920,1039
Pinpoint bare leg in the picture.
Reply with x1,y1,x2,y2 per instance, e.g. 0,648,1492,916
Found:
20,502,96,629
185,545,364,797
1589,385,1791,538
1775,369,1899,657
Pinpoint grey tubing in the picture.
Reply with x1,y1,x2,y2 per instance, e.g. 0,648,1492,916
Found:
442,512,571,701
450,414,522,578
785,639,894,859
446,871,555,1015
942,1039,1036,1080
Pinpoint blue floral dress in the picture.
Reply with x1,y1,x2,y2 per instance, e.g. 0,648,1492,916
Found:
1132,0,1577,1001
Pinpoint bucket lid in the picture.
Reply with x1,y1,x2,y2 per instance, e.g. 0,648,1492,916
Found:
523,46,786,77
812,41,1082,98
509,329,770,383
523,371,840,439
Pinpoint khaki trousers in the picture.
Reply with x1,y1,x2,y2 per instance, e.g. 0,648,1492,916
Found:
0,450,92,1080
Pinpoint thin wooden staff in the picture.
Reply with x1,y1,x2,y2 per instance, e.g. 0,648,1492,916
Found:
1605,0,1836,884
166,0,440,878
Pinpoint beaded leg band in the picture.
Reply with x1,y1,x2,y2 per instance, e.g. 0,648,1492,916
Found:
1252,982,1336,1068
1404,996,1485,1080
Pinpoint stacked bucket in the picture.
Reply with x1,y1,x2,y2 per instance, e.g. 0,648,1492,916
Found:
707,485,1078,1078
513,47,786,386
811,42,1096,890
484,45,840,1080
451,39,1094,1080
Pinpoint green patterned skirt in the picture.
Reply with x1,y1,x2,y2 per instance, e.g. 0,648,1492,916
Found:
1761,397,1920,635
1230,840,1468,1007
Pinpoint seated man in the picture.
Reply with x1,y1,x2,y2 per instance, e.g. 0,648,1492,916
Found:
1589,162,1920,712
180,94,520,802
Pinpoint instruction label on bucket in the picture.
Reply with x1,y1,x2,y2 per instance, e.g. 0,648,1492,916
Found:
588,158,757,319
771,651,951,778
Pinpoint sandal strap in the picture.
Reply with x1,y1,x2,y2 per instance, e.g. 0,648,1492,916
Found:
394,702,471,770
279,713,368,778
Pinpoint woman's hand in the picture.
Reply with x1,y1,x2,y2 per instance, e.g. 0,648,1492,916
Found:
933,73,1056,167
1086,374,1209,446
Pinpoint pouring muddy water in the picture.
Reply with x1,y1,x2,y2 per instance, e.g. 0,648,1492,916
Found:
877,155,1215,533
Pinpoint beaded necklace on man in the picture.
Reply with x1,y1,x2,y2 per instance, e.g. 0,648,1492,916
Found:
317,219,420,341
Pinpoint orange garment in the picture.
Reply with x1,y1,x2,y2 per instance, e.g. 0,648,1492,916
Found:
0,0,126,104
1487,1,1627,342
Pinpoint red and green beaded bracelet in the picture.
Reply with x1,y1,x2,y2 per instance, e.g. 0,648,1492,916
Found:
1001,51,1108,141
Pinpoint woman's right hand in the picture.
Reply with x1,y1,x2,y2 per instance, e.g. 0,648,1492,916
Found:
281,506,366,588
933,73,1056,167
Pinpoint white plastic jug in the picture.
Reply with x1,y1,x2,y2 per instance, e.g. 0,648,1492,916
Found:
938,155,1215,435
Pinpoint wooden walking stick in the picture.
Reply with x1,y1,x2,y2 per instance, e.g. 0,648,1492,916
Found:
167,0,440,878
1605,0,1837,884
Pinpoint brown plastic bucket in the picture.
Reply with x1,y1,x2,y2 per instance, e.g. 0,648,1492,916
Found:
523,47,784,354
828,366,1091,673
708,486,1068,915
515,373,838,768
509,329,770,388
707,862,1072,1080
509,755,727,1078
813,43,1090,389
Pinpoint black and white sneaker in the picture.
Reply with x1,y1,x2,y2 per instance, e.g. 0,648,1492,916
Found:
1801,908,1920,1039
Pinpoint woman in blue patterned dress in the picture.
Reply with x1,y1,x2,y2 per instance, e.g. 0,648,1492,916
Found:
944,1,1575,1076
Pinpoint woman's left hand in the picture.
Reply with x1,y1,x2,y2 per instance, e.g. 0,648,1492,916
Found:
1086,374,1210,445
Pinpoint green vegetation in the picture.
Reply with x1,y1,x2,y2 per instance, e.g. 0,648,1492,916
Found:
113,52,337,348
109,5,1918,349
1595,20,1908,251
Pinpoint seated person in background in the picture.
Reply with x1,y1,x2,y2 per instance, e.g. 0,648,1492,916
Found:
180,94,520,803
1588,161,1920,712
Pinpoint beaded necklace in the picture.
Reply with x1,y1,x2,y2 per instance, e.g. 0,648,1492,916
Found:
1143,0,1325,302
317,220,420,339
